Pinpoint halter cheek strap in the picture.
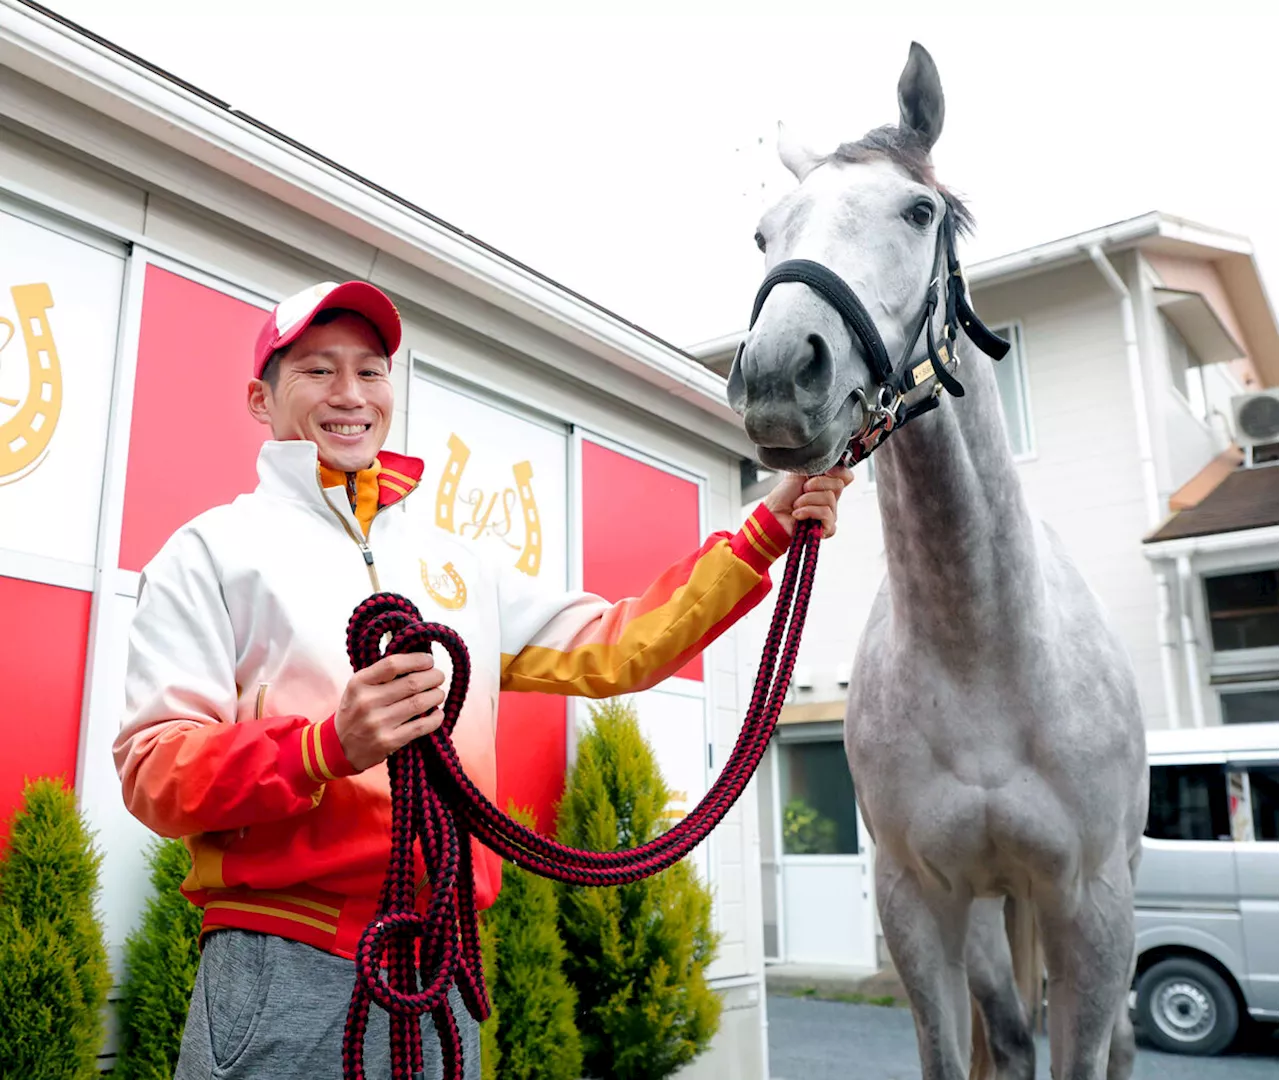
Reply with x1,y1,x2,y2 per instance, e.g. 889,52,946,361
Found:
744,207,1010,463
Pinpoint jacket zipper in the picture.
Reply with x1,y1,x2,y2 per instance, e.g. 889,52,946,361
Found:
316,467,381,591
318,468,436,897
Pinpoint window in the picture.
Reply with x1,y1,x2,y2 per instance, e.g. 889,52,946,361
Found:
857,322,1031,484
779,739,859,855
990,323,1033,457
1164,316,1207,418
1146,763,1230,841
1220,687,1279,726
1249,765,1278,842
1205,570,1279,651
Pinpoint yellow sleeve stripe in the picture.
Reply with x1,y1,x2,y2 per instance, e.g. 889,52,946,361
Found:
500,541,760,697
744,513,784,560
300,726,321,784
312,723,338,782
740,517,779,564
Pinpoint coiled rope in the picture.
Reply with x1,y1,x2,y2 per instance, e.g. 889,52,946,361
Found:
341,520,822,1080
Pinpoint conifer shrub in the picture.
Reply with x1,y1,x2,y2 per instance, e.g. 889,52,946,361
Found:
114,838,203,1080
0,778,111,1079
488,805,583,1080
479,909,500,1080
556,700,721,1080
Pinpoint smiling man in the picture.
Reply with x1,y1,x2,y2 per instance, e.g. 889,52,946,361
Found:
114,280,852,1080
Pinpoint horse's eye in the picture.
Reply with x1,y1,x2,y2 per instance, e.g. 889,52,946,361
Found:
908,201,935,229
754,231,767,253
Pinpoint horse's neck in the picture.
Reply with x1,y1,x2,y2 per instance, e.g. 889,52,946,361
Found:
874,347,1042,660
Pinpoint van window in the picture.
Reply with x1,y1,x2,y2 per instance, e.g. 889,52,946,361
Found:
1250,765,1278,842
1147,764,1230,841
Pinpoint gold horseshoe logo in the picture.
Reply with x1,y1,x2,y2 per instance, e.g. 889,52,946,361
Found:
420,559,468,610
433,432,543,577
0,284,63,485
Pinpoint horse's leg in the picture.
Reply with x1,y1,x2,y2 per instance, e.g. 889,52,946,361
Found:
966,897,1035,1080
877,852,972,1080
1039,849,1136,1080
1104,849,1142,1080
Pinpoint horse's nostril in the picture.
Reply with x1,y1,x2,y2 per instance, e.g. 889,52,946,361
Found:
795,333,836,398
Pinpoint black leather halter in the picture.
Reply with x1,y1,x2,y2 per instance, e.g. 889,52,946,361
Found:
745,209,1010,464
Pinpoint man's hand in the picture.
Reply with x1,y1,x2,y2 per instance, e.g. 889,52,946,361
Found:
334,652,446,772
762,465,855,539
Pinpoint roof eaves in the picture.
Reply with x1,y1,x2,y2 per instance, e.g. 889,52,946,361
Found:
4,0,738,426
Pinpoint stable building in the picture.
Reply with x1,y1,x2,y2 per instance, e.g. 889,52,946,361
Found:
0,3,771,1073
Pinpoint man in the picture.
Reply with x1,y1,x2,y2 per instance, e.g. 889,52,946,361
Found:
115,281,852,1079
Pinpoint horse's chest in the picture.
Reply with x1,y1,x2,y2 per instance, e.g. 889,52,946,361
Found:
847,685,1082,894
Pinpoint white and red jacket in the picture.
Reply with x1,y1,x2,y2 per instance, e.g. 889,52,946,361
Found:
115,439,791,958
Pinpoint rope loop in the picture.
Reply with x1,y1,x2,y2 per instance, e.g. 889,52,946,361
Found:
342,519,823,1078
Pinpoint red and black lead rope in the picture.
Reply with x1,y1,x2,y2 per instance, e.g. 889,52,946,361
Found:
340,520,823,1080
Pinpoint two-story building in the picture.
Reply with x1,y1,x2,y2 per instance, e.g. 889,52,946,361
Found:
691,212,1278,971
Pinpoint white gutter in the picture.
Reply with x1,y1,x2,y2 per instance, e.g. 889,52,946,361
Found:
1175,555,1209,729
1086,245,1187,728
1141,524,1280,562
0,1,737,426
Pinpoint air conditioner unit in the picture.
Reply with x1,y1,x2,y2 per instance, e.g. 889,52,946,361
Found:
835,663,852,688
792,666,814,691
1231,390,1280,449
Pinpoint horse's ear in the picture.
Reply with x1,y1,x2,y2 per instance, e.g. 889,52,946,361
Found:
897,41,945,151
777,121,823,182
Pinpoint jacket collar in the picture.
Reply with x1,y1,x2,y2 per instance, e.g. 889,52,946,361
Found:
254,441,424,514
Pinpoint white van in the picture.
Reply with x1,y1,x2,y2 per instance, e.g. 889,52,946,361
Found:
1132,722,1278,1055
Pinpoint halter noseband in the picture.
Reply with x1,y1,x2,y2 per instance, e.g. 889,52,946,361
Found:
744,208,1010,465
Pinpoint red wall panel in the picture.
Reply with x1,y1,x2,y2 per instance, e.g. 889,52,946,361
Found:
119,267,268,572
495,693,566,835
0,577,92,849
581,440,703,680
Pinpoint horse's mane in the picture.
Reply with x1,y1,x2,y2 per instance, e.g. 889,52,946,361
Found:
824,126,974,235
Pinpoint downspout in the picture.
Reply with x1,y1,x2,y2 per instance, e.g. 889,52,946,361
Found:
1176,555,1209,728
1086,246,1187,728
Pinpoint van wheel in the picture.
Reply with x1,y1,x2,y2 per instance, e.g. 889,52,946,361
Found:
1136,957,1239,1055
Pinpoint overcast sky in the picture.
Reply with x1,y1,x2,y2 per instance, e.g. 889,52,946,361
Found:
42,1,1278,350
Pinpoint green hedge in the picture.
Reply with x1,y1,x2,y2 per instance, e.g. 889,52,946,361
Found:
113,837,203,1080
0,778,111,1080
556,700,721,1080
487,805,582,1080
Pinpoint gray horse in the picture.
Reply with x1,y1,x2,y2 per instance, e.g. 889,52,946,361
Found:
730,43,1148,1080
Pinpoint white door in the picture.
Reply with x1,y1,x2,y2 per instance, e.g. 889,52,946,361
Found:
776,731,877,968
781,855,875,968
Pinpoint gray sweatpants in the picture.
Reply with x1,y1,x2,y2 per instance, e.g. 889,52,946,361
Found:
175,930,480,1080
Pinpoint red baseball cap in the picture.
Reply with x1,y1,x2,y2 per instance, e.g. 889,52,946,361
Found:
253,281,402,378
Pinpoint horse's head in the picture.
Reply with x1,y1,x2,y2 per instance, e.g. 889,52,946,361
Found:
729,42,973,475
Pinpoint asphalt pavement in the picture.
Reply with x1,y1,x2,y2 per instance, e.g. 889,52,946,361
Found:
767,994,1278,1080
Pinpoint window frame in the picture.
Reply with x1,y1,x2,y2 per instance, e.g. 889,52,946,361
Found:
1202,566,1280,654
1163,312,1208,420
987,320,1036,462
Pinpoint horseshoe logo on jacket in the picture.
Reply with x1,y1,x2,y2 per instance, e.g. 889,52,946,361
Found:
420,559,467,611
